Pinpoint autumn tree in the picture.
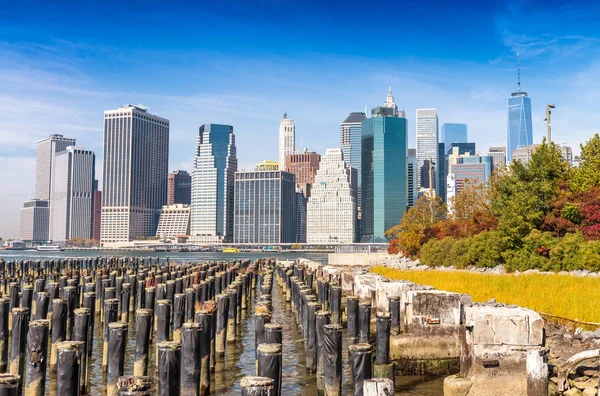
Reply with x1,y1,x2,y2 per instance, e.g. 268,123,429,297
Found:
386,195,446,257
445,178,496,238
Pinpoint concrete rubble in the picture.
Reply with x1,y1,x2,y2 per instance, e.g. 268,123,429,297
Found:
290,254,600,396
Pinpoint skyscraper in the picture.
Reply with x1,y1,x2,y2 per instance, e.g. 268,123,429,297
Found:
50,146,95,243
101,104,170,245
361,92,408,242
441,123,468,148
407,149,417,208
20,199,50,243
278,113,295,169
340,111,367,239
306,148,356,244
233,170,296,243
340,112,367,205
437,142,446,202
93,190,102,241
35,134,76,200
285,149,321,198
190,124,237,243
167,170,192,205
507,54,533,161
416,109,439,191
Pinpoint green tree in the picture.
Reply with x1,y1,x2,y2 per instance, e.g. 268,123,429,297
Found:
570,133,600,192
490,139,569,247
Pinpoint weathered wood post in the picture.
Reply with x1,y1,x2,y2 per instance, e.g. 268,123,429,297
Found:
373,312,394,384
74,307,91,394
181,322,202,395
316,310,331,395
388,296,401,335
526,348,548,396
240,376,274,396
9,308,29,394
134,309,153,376
24,319,49,396
172,294,185,343
329,285,342,325
107,322,128,396
347,296,359,345
350,343,373,396
195,309,212,395
0,373,19,396
215,294,229,357
323,324,343,396
257,344,282,396
0,298,9,372
56,341,84,396
157,341,181,396
306,301,322,372
358,302,371,344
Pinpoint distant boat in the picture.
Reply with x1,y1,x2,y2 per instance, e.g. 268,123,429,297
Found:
222,247,239,253
36,245,64,252
262,246,280,252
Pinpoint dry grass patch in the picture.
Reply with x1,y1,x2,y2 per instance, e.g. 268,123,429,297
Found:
372,266,600,324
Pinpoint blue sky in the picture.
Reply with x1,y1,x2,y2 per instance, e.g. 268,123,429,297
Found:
1,0,599,238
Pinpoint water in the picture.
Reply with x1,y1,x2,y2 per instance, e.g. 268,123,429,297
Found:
5,251,444,395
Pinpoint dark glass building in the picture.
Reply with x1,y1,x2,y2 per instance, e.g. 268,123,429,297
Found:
233,170,296,243
361,106,408,242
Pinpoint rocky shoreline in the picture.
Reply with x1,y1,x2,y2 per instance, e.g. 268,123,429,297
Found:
378,254,600,277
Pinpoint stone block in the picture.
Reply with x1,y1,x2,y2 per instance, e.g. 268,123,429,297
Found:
443,375,473,396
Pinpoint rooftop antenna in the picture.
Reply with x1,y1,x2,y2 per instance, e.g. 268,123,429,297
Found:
364,104,368,115
517,52,521,92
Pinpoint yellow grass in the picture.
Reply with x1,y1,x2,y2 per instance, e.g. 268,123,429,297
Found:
372,266,600,325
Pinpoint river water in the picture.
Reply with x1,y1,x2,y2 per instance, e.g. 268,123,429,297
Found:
2,250,444,395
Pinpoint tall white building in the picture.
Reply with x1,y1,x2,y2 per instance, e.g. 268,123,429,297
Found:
278,113,295,169
190,124,237,243
307,148,356,244
416,109,439,190
50,146,95,243
101,105,170,246
20,199,50,242
35,134,76,200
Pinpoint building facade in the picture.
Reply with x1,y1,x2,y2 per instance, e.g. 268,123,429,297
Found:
340,111,367,239
233,170,296,243
156,204,191,240
20,199,50,242
294,187,307,243
361,101,408,242
50,146,95,243
35,134,76,200
507,57,533,161
190,124,237,243
407,149,417,208
101,104,170,245
278,113,295,169
437,142,447,202
416,108,439,191
167,170,191,205
93,190,102,241
487,147,507,170
285,149,320,197
512,144,539,164
306,148,356,244
441,123,468,148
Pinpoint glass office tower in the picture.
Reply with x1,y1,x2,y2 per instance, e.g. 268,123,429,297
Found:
361,106,408,242
507,92,533,161
441,123,467,148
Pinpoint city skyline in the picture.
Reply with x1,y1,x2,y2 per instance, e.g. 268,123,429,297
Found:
2,1,600,238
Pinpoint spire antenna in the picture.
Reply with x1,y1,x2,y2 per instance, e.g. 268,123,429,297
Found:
517,52,521,92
